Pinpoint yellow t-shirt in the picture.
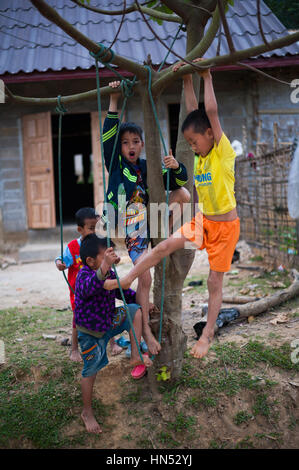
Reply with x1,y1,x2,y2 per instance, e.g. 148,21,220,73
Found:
194,133,236,215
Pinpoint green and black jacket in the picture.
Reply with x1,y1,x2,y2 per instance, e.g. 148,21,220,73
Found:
102,111,188,224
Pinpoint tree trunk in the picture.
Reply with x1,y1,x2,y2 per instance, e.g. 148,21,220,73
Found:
141,83,195,382
141,13,210,382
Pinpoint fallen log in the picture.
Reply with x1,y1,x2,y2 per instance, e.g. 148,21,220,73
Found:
237,269,299,319
222,295,261,304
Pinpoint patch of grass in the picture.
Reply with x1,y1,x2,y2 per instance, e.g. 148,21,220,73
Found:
167,412,196,434
122,433,133,441
252,393,274,419
250,255,264,262
0,359,96,448
184,275,208,294
233,411,253,426
156,431,180,448
209,439,227,449
121,385,143,404
212,340,299,372
235,435,255,449
0,307,99,448
136,438,154,448
179,357,263,409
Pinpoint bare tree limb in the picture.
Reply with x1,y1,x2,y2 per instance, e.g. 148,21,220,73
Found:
29,0,148,79
217,0,235,53
153,29,299,92
257,0,270,47
185,2,222,61
160,0,190,23
70,0,182,22
5,85,112,107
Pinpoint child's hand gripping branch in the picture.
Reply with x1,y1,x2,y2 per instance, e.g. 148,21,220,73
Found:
108,80,122,112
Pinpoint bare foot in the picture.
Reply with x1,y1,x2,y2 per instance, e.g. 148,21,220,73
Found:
130,354,153,368
81,410,102,434
70,349,82,362
190,335,213,359
143,329,161,356
110,341,123,356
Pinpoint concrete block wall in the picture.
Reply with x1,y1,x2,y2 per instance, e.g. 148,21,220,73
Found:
0,112,27,235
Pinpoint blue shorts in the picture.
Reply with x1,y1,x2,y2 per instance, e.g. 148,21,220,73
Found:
78,303,140,378
125,235,148,264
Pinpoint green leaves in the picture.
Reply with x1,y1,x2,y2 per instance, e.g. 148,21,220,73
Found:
156,365,171,381
225,0,235,13
147,1,175,25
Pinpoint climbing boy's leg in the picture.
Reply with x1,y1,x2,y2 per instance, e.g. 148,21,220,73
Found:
128,307,153,369
168,187,191,233
104,235,188,292
190,269,224,359
70,327,82,362
81,373,102,434
133,250,161,356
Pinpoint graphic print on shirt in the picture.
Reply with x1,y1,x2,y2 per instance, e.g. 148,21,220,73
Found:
125,167,148,238
195,171,212,187
75,254,83,269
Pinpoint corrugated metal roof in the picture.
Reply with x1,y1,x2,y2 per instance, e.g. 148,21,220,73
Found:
0,0,298,75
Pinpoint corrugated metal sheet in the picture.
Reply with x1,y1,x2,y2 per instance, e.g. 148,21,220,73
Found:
0,0,298,75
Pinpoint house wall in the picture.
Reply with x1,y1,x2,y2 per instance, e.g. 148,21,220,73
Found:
1,66,298,241
0,112,27,240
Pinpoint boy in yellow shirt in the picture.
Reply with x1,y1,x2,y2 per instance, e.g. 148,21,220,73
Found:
104,60,240,360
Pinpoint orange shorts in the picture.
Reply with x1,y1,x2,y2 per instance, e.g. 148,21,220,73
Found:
177,213,240,272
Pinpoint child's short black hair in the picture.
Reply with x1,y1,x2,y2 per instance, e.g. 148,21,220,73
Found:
80,233,115,265
181,103,211,135
119,122,143,141
75,207,99,227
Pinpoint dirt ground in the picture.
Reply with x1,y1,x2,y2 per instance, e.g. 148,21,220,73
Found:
1,240,299,448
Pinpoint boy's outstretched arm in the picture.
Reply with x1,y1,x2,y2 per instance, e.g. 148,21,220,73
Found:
183,74,198,114
199,65,223,145
102,81,122,172
108,80,121,112
172,62,198,113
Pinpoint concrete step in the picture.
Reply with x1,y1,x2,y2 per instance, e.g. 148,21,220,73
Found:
18,243,61,263
28,225,78,244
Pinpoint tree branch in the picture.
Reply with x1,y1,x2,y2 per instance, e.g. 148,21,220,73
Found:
217,0,235,53
185,2,222,61
5,85,113,107
70,0,182,22
153,29,299,92
160,0,189,23
29,0,147,79
257,0,269,47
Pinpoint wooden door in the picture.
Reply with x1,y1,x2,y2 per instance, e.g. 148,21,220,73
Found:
22,112,56,228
